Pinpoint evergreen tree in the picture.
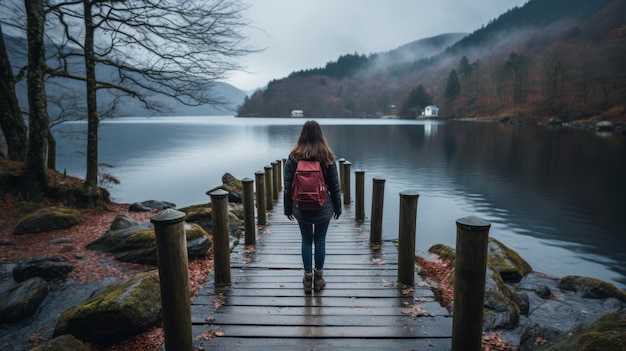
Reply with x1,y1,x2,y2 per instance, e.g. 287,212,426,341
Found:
444,69,461,104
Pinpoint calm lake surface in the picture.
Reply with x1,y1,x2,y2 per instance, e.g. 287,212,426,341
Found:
54,116,626,289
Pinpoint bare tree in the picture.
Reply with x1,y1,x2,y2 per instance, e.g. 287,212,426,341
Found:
23,0,50,200
47,0,254,189
0,23,28,161
542,47,570,109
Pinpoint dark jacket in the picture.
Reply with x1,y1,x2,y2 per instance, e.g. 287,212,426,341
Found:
284,155,342,224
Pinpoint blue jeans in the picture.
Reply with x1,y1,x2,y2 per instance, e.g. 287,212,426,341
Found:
298,220,330,273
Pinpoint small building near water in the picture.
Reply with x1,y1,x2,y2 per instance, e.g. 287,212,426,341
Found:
424,105,439,117
290,110,303,117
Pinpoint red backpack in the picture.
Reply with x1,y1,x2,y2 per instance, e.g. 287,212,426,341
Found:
291,160,327,210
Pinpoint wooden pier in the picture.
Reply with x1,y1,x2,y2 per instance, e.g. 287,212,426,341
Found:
191,194,452,350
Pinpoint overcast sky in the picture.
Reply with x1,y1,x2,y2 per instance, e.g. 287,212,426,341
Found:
226,0,529,91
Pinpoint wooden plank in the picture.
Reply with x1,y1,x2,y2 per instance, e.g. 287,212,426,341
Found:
194,295,422,308
192,324,452,338
194,314,452,327
191,333,452,351
191,304,450,318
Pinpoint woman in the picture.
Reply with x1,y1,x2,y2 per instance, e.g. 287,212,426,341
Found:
284,120,342,293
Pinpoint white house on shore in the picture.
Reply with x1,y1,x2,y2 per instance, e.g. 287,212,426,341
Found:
424,105,439,117
290,110,303,117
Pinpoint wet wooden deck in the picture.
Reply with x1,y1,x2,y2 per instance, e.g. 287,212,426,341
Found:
191,195,452,350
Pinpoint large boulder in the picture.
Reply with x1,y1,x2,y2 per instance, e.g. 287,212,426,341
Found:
483,265,524,330
179,203,244,249
205,172,244,203
129,200,176,212
534,310,626,351
0,277,48,323
12,255,74,282
13,207,82,235
28,334,90,351
53,271,161,345
559,275,626,303
86,215,211,265
487,237,532,283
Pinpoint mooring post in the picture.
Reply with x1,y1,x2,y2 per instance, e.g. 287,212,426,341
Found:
242,177,255,245
210,189,231,286
370,177,386,248
355,169,365,221
255,171,267,226
151,209,192,351
276,159,283,191
338,158,346,193
452,216,491,351
271,161,279,201
264,165,273,210
397,190,419,286
342,161,351,205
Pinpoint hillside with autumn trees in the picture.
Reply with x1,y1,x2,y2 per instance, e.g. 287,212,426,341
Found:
237,0,626,122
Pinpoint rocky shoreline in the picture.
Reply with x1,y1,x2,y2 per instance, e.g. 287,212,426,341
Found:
419,240,626,350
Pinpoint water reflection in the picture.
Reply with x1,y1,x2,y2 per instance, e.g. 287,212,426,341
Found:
53,117,626,289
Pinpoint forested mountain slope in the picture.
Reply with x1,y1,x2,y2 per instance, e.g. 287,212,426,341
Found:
238,0,626,121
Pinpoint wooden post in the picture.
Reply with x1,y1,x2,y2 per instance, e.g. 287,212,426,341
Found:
264,165,273,210
338,158,346,193
452,216,491,351
342,161,351,205
271,161,279,201
276,159,283,191
242,177,255,245
210,189,231,286
255,171,266,226
370,177,386,248
151,209,192,351
355,169,365,221
397,190,419,286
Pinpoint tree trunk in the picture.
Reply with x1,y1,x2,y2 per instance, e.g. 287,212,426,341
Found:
23,0,49,200
0,23,28,161
84,0,99,190
47,129,56,170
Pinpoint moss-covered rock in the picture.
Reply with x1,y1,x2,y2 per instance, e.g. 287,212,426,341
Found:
179,203,244,246
487,237,532,283
483,265,522,330
428,244,456,261
205,172,244,203
28,334,90,351
536,311,626,351
53,271,161,345
13,207,82,235
179,203,213,222
87,217,212,265
559,275,626,303
222,172,243,193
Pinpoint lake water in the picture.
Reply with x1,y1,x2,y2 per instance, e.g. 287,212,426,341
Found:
53,116,626,289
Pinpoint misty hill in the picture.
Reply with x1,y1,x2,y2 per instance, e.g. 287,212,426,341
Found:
372,33,467,67
238,0,626,121
5,34,246,119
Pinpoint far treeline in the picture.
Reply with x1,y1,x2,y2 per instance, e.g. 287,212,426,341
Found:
0,0,253,206
237,0,626,120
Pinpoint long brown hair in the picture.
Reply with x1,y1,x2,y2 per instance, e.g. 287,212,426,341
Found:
290,120,335,165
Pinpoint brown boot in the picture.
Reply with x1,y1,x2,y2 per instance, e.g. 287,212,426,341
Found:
302,272,313,293
314,270,325,292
